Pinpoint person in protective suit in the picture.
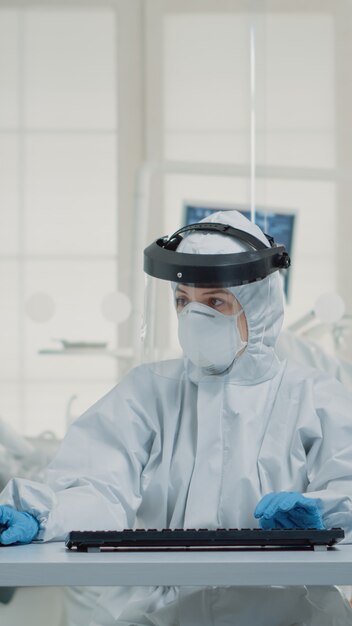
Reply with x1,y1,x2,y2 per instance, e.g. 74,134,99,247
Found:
1,210,352,626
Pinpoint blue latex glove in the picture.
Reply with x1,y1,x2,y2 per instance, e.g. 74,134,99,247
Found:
0,505,39,545
254,492,325,530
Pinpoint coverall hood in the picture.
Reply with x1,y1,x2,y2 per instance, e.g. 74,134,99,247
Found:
177,210,285,384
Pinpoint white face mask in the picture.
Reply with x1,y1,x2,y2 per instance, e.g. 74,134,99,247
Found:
178,302,247,374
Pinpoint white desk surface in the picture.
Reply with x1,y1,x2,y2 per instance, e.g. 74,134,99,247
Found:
1,542,352,587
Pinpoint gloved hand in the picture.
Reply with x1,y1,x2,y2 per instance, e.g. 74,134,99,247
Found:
0,505,39,545
254,492,325,530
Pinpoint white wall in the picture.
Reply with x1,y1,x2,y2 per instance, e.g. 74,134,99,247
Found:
0,5,119,436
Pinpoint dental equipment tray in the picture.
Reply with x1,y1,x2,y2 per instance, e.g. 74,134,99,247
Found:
65,527,344,552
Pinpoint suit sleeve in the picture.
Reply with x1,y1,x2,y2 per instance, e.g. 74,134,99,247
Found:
0,379,155,541
304,376,352,543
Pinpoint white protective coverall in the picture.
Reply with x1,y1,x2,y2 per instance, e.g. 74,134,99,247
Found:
1,211,352,626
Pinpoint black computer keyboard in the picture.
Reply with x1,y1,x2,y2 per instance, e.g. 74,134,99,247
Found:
65,527,344,552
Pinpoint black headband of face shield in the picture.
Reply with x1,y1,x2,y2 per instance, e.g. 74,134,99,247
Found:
143,222,291,286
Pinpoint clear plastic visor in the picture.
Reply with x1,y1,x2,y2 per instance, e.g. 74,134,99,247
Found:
141,275,248,369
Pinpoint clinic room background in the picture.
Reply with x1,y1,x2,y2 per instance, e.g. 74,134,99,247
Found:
1,0,352,441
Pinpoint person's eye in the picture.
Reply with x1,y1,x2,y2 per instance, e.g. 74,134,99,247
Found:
209,298,224,308
175,297,188,310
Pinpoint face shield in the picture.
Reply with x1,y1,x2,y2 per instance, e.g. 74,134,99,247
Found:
142,213,290,378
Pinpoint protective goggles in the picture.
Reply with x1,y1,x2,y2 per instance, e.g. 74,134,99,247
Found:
144,222,291,287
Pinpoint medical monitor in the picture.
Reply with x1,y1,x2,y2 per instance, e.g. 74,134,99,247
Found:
183,202,295,299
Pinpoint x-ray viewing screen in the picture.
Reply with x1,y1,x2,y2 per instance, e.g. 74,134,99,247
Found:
183,203,295,299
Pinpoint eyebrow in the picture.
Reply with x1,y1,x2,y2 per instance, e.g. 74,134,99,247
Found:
175,287,232,296
202,289,232,296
